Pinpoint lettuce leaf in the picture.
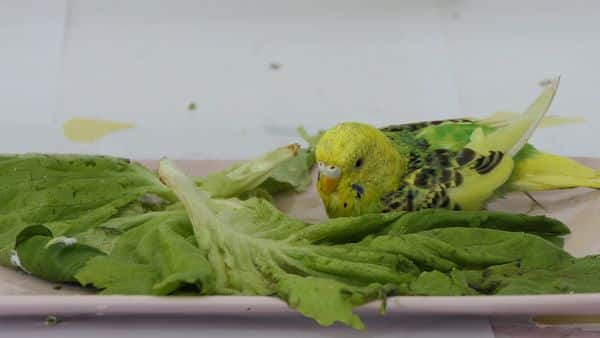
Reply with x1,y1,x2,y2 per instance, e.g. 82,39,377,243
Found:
0,154,171,265
197,128,322,198
76,213,215,295
15,225,104,282
256,127,323,194
195,144,300,198
478,256,600,295
158,159,415,328
385,209,570,237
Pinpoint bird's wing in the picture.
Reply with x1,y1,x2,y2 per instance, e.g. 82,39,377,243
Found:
382,81,567,153
381,78,560,212
382,119,485,153
381,113,572,154
380,146,513,212
380,118,474,134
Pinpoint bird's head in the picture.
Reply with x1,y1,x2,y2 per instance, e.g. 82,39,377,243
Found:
315,122,404,217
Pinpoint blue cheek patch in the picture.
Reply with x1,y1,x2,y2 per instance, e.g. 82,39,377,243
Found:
351,183,364,199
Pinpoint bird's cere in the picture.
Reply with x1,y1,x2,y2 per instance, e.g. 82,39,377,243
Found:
318,162,341,194
318,162,341,179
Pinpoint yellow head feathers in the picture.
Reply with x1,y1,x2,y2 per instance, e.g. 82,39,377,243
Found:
315,122,405,217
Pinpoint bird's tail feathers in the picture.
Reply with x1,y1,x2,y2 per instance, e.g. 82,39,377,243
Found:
509,172,600,192
507,151,600,191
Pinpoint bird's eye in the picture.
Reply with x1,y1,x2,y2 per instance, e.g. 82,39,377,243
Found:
354,158,364,168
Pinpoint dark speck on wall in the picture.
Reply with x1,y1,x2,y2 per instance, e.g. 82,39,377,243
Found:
269,62,282,70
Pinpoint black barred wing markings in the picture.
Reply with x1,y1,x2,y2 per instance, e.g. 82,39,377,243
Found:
380,183,454,212
456,148,476,166
380,119,473,133
471,151,504,174
380,147,505,212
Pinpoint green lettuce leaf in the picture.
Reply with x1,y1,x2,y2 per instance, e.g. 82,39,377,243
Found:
15,225,104,282
197,128,323,198
479,256,600,295
408,270,476,296
0,154,171,265
256,127,323,194
196,144,300,198
75,211,215,295
158,159,416,329
278,275,376,330
256,148,314,194
385,209,570,237
368,227,571,272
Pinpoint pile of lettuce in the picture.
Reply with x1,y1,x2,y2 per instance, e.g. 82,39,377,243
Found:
3,135,600,329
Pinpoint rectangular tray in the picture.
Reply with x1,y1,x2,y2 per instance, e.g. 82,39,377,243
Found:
0,158,598,317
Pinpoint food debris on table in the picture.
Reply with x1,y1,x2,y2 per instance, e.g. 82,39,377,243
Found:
43,315,61,327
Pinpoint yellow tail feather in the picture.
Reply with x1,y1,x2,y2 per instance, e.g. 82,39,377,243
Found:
507,151,600,192
509,174,600,192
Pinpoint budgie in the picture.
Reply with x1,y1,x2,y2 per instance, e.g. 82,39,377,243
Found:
315,78,600,218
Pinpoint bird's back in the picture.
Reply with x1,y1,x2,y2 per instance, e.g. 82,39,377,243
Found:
379,115,599,200
378,119,512,211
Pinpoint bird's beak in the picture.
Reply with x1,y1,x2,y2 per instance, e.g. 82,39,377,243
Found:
318,162,341,194
320,175,339,194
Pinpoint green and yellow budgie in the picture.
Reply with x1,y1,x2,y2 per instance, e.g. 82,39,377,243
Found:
315,78,600,217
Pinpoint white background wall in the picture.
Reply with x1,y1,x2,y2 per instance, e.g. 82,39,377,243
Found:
1,0,599,159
